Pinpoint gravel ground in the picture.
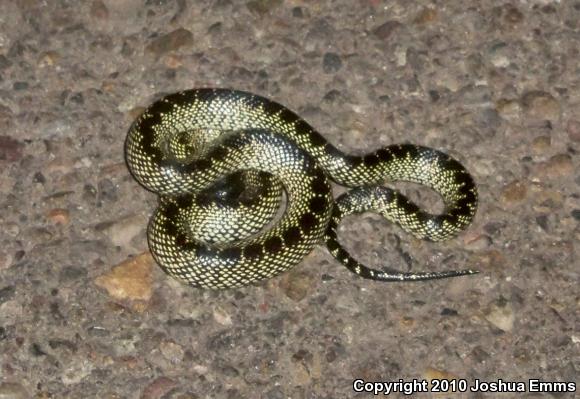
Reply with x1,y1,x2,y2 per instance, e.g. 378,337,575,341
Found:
0,0,578,398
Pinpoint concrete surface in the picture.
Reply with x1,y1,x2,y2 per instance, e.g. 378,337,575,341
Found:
0,0,578,398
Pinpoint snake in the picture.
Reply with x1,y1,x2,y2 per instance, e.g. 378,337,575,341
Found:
125,88,478,289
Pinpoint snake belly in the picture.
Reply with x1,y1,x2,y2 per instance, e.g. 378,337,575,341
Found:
125,88,478,289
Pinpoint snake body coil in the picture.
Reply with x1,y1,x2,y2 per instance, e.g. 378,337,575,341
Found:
125,89,478,289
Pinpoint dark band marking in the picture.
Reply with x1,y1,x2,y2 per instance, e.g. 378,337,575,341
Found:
299,212,317,233
348,156,363,167
391,145,407,159
176,195,194,209
376,148,393,163
148,99,174,115
193,158,212,171
264,236,283,254
294,119,311,134
309,196,327,214
196,244,217,260
283,226,302,247
310,132,326,146
279,108,297,124
221,247,242,262
310,175,328,195
210,145,228,161
363,153,380,167
244,243,262,258
326,237,340,252
327,217,338,231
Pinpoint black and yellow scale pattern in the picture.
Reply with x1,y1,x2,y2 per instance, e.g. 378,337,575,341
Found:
125,88,478,289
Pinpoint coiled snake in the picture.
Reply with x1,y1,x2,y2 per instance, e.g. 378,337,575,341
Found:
125,89,478,289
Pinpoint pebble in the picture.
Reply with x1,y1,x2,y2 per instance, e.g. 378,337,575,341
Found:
97,214,146,248
414,8,437,24
278,270,316,301
372,20,403,41
0,251,13,271
566,119,580,142
159,341,185,364
534,154,574,179
94,252,154,311
456,84,492,107
521,91,561,121
246,0,283,15
424,367,459,385
0,136,23,163
90,0,109,20
0,382,29,399
322,52,342,73
495,98,522,121
146,28,194,57
484,298,514,332
212,305,233,326
141,377,177,399
503,5,524,26
61,360,94,385
531,135,551,154
46,208,70,225
500,180,527,204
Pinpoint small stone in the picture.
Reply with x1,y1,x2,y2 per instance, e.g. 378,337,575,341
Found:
146,28,194,57
414,8,437,24
95,252,154,311
0,136,23,162
571,210,580,221
484,298,514,332
278,270,315,301
534,154,573,179
47,208,70,225
536,214,549,231
495,99,522,120
0,251,13,270
372,20,402,41
399,316,415,328
90,0,109,19
503,5,524,26
500,180,527,204
292,7,303,18
59,266,87,282
0,285,15,305
0,382,29,399
424,367,459,384
164,54,183,69
97,214,146,248
33,171,46,183
13,81,28,90
322,52,342,73
566,120,580,142
521,91,560,121
457,84,492,106
212,306,233,326
141,377,177,399
246,0,283,15
531,135,551,154
0,105,12,130
159,341,185,363
38,51,60,67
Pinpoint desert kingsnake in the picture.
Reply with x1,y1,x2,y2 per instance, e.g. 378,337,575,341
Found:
125,88,478,289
